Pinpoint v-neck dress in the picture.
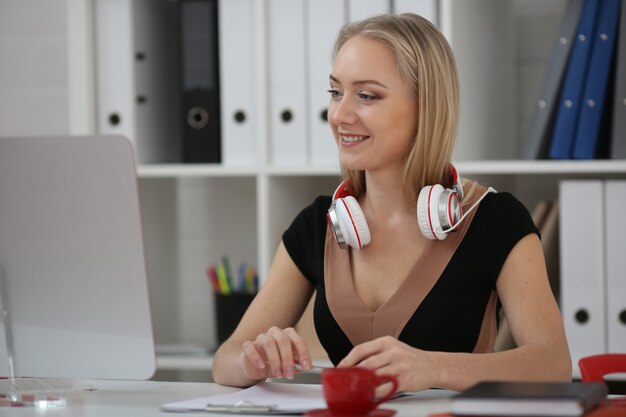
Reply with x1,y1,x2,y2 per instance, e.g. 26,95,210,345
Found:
282,191,539,365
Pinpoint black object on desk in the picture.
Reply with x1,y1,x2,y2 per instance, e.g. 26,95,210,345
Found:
215,293,255,345
451,381,608,417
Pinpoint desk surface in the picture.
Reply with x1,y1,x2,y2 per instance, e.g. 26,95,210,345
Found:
1,380,454,416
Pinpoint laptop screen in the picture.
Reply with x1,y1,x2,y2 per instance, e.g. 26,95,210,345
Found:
0,135,155,380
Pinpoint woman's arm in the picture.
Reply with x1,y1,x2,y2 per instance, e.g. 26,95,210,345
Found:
211,242,315,387
339,233,572,392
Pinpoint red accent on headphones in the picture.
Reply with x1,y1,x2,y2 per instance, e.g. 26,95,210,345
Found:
327,164,465,248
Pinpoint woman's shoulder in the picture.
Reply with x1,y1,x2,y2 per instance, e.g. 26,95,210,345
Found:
476,189,539,238
285,195,332,236
462,180,529,215
298,195,332,221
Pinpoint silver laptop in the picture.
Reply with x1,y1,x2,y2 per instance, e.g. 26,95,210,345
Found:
0,135,155,380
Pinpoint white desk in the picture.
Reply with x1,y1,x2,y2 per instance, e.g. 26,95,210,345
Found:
1,380,454,416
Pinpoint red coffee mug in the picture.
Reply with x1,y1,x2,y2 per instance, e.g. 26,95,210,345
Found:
321,367,398,415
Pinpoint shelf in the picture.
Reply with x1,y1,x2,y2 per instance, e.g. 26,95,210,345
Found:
137,160,626,179
457,160,626,175
137,164,260,178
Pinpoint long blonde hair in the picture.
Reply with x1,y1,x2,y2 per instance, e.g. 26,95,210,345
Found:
333,13,468,206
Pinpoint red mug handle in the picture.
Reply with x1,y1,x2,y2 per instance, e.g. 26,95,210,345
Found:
373,374,399,406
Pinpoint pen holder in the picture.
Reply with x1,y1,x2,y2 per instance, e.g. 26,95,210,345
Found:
215,292,256,345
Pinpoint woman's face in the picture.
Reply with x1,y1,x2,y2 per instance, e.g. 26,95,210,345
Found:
328,35,418,173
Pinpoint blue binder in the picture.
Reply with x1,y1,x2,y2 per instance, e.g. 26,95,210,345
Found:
522,0,584,160
548,0,601,159
572,0,622,159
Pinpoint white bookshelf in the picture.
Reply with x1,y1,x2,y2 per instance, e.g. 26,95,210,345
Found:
4,0,626,378
138,160,626,178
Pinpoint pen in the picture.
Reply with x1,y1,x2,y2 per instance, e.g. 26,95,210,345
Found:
205,401,277,413
216,263,231,295
294,364,334,373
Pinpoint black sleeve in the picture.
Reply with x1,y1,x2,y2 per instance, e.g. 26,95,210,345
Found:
282,196,331,286
480,192,540,287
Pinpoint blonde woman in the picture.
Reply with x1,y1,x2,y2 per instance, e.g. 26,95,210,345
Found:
212,13,571,393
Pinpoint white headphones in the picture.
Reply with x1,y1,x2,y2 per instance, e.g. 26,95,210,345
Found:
327,165,496,249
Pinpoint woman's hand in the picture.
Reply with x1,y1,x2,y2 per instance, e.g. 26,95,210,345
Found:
238,326,313,380
337,336,437,395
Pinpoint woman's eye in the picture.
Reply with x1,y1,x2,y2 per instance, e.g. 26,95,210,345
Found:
327,89,342,99
358,92,377,101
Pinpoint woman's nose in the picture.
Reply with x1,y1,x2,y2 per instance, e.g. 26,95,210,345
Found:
329,97,356,126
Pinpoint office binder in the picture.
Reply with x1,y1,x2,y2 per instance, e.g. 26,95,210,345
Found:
306,0,345,168
559,181,606,370
548,0,601,160
610,0,626,158
522,0,584,159
93,0,179,163
218,0,260,166
133,0,180,163
179,0,221,163
93,0,136,151
268,0,307,166
347,0,390,21
572,0,621,159
604,181,626,352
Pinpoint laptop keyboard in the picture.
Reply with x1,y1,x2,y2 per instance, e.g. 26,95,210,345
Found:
0,377,96,393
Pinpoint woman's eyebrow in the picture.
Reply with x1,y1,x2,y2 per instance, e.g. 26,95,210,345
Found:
329,74,389,89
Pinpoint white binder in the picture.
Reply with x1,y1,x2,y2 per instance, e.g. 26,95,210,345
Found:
559,181,606,369
94,0,136,150
348,0,390,21
604,181,626,352
392,0,439,25
218,0,260,166
268,0,307,166
94,0,178,163
306,0,345,168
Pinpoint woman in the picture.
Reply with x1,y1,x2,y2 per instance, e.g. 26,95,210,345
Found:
212,13,571,393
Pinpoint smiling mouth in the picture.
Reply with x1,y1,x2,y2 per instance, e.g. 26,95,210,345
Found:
341,134,369,143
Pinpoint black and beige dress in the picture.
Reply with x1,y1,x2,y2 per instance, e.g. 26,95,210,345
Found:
282,191,539,365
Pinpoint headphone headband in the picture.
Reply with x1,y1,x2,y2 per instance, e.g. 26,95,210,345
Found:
327,164,485,248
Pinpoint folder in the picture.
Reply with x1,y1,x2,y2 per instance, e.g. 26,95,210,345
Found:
93,0,179,163
347,0,390,21
93,0,136,153
572,0,621,160
268,0,308,166
610,0,626,158
604,181,626,352
162,382,327,413
218,0,260,166
451,381,607,417
548,0,601,160
522,0,584,159
392,0,438,25
179,0,221,163
306,0,345,168
559,181,606,370
133,0,180,163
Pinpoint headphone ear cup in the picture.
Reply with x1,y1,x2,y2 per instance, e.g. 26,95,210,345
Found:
335,196,371,249
417,184,447,240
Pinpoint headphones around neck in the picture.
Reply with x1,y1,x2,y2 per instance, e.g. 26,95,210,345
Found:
327,165,494,249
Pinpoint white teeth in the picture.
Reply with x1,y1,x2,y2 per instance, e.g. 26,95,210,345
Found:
341,135,367,142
